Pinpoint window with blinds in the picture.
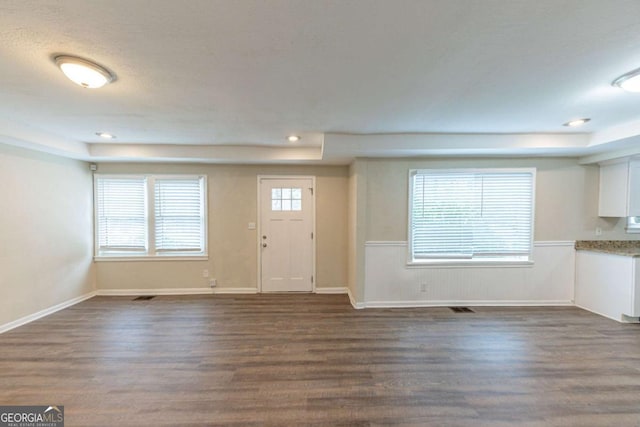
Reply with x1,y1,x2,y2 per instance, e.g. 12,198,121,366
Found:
154,177,205,252
94,174,207,258
96,177,148,253
409,169,535,262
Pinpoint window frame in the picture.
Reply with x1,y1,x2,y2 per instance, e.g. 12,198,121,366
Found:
94,174,208,261
407,168,536,267
627,216,640,233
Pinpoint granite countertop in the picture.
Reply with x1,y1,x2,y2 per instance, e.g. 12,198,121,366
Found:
575,240,640,257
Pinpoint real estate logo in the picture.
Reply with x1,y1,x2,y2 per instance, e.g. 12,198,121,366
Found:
0,406,64,427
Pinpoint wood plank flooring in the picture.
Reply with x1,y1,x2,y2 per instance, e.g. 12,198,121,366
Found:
1,294,640,426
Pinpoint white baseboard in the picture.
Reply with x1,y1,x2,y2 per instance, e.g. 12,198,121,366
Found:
362,299,574,308
96,287,258,296
0,291,96,334
315,286,348,294
574,303,639,323
211,287,258,294
347,288,365,309
96,288,212,296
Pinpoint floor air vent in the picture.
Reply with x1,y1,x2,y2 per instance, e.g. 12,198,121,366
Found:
449,307,474,313
133,296,156,301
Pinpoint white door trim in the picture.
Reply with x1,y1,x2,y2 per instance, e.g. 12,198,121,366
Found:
257,175,316,293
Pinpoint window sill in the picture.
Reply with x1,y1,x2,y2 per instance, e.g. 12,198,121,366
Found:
94,255,209,262
406,259,534,268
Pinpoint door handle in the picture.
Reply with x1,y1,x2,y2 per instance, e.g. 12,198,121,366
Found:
262,243,267,248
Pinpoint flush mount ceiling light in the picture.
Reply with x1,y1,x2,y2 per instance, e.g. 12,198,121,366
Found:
563,118,591,127
287,135,301,142
612,68,640,93
54,55,116,89
96,132,116,139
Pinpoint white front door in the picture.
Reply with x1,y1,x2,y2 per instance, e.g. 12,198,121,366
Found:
259,177,314,292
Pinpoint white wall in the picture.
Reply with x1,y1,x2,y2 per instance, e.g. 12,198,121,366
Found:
0,144,632,322
0,144,95,328
95,163,348,291
364,241,574,306
347,161,367,303
363,157,636,242
348,157,637,306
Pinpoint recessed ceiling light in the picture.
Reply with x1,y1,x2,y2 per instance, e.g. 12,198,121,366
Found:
96,132,116,139
54,55,116,89
287,135,301,142
563,118,591,127
612,68,640,92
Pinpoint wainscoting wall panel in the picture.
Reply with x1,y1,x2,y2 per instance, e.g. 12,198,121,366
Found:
363,241,574,307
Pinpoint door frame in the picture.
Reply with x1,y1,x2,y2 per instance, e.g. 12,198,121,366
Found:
256,175,316,293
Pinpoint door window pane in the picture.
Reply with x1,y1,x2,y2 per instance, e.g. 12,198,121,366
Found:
271,187,302,211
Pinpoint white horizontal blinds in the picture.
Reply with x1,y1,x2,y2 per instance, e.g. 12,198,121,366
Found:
96,177,147,252
154,177,205,253
411,171,533,259
412,173,479,258
472,173,533,256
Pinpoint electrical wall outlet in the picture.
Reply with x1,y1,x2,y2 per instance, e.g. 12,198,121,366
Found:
209,278,217,288
595,227,602,236
202,269,209,278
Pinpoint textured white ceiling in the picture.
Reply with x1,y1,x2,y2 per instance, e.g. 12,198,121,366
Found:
1,0,640,161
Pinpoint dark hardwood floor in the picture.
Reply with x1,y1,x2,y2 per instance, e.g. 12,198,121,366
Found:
1,294,640,426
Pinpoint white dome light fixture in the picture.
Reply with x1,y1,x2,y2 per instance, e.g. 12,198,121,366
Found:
612,68,640,93
287,135,301,142
96,132,116,139
563,118,591,127
54,55,116,89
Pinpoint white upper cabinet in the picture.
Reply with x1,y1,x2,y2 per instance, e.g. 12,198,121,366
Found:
599,159,640,217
